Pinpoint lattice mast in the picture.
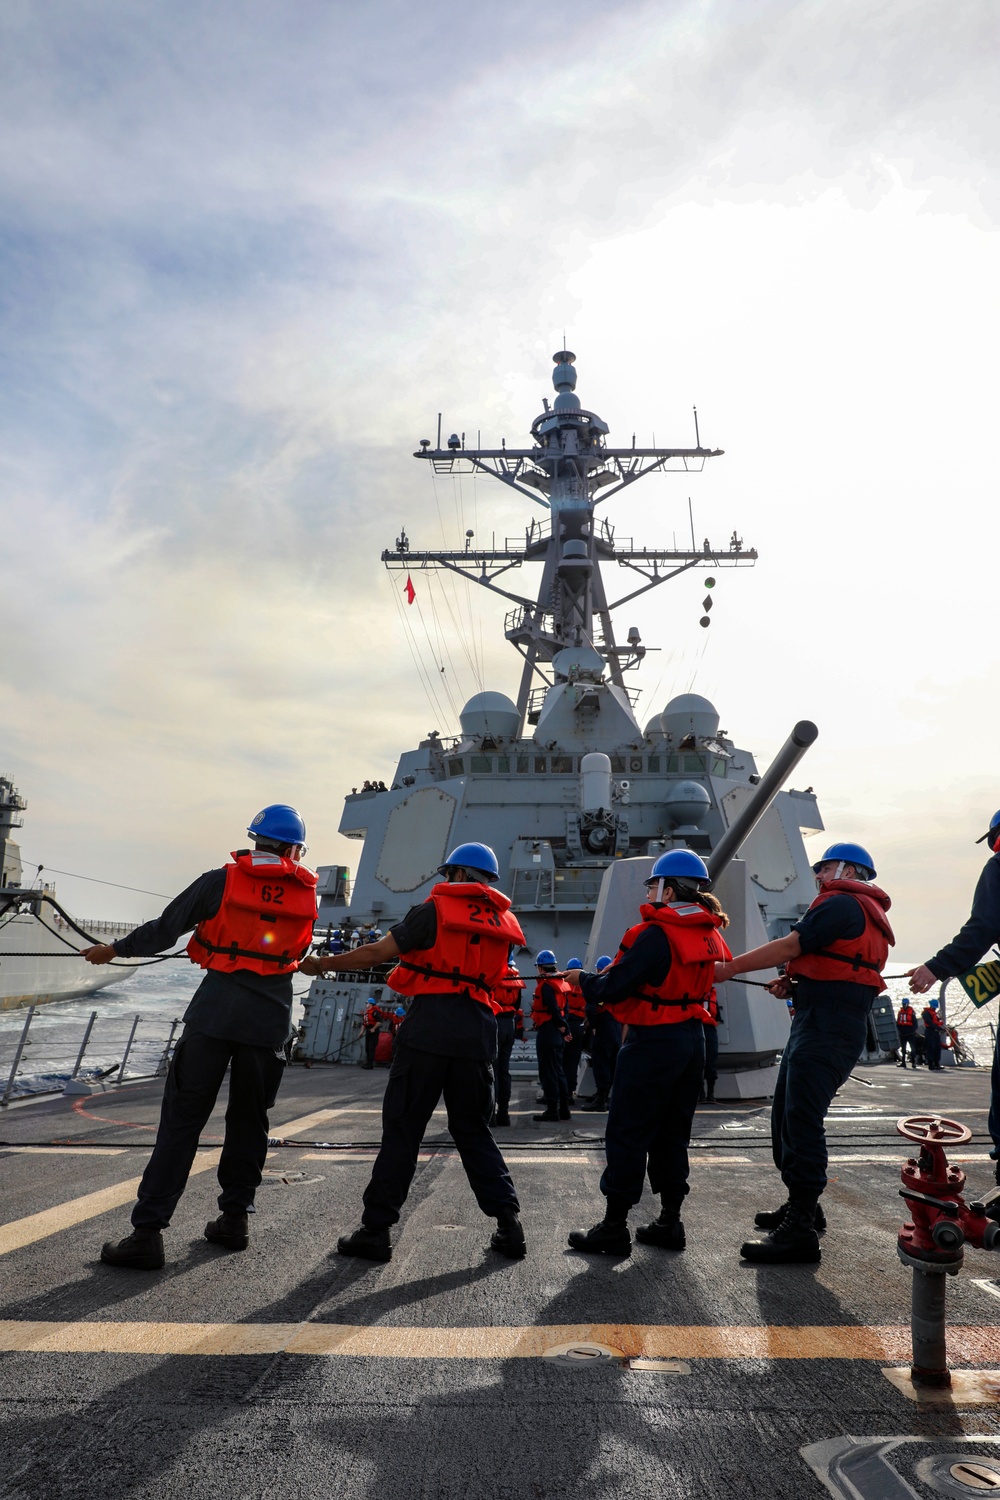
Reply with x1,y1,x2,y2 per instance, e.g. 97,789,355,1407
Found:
383,351,756,730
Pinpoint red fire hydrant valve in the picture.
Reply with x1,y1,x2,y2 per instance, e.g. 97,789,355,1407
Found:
896,1115,1000,1267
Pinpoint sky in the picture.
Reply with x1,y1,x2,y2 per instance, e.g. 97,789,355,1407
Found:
0,0,997,959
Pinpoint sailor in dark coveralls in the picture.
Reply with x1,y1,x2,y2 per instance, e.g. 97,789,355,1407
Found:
303,842,527,1263
716,841,893,1265
909,808,1000,1172
82,804,316,1270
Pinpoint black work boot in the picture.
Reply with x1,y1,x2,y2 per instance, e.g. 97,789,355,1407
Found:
204,1212,250,1251
636,1209,686,1250
533,1107,559,1122
558,1103,572,1121
753,1200,826,1233
490,1209,526,1259
568,1218,632,1255
741,1202,822,1264
337,1224,392,1262
100,1228,165,1270
705,1084,716,1103
494,1110,512,1127
580,1094,609,1113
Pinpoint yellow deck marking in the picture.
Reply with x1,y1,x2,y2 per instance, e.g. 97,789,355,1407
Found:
271,1107,346,1136
3,1320,1000,1361
0,1151,222,1256
1,1147,126,1157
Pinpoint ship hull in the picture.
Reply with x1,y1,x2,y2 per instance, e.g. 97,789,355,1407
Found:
0,908,137,1010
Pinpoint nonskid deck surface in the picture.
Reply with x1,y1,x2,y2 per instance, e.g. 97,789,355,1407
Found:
2,1065,1000,1499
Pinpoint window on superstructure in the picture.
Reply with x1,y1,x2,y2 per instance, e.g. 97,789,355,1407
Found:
681,754,705,772
647,755,660,772
711,757,728,776
516,756,530,773
534,756,547,773
470,755,493,773
551,756,573,774
447,758,465,777
496,755,510,773
610,755,626,773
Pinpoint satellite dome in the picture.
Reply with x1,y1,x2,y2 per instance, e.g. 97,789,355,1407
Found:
552,645,604,682
459,691,519,742
644,715,664,737
663,780,712,829
661,693,720,741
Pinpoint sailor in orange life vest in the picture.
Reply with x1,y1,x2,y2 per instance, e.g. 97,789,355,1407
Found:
920,999,945,1071
492,962,525,1127
360,1000,386,1069
564,850,731,1256
714,841,893,1265
531,951,574,1122
81,804,317,1270
300,842,528,1262
895,1000,919,1070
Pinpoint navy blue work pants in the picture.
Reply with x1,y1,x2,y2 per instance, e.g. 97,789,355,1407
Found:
535,1021,570,1108
770,996,868,1199
590,1011,622,1096
132,1028,285,1230
924,1027,943,1069
362,1040,518,1228
702,1022,719,1089
600,1019,704,1214
897,1026,918,1066
494,1012,516,1115
563,1015,586,1096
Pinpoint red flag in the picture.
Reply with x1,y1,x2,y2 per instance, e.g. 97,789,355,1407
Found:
405,574,415,605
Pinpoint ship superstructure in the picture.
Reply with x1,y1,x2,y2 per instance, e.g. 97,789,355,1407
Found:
0,772,136,1010
301,352,832,1093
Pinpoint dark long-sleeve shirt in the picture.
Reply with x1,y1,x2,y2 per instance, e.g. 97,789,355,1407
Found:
113,867,294,1051
926,855,1000,979
579,925,672,1008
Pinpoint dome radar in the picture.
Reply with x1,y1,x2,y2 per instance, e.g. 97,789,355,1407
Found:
459,691,519,743
661,693,720,742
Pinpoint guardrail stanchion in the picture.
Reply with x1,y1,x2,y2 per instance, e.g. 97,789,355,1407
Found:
116,1014,142,1085
63,1011,99,1096
156,1019,180,1077
1,1005,36,1107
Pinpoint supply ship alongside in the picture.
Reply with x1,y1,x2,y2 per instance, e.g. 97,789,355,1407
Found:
299,349,899,1089
0,772,136,1010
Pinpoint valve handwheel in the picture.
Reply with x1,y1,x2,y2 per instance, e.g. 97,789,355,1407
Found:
896,1114,973,1146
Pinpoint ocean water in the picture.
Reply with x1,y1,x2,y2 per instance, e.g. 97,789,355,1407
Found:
0,959,314,1100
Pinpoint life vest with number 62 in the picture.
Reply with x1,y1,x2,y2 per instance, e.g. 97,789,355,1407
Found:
188,850,318,976
785,878,894,990
606,902,732,1027
387,883,525,1009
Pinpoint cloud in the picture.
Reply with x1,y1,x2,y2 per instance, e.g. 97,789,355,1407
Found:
0,0,997,959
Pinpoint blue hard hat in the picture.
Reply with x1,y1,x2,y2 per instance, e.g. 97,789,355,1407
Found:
812,842,876,880
595,955,612,972
647,850,711,887
976,811,1000,845
566,958,583,970
536,949,557,968
247,804,307,844
928,999,939,1009
395,1005,406,1016
438,841,500,882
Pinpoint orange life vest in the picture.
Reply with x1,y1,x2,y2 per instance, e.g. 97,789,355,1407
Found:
531,975,571,1027
387,883,525,1010
187,850,318,977
704,989,720,1026
922,1007,944,1031
363,1003,384,1031
896,1004,916,1028
785,879,894,990
564,982,587,1020
605,901,732,1027
494,967,525,1015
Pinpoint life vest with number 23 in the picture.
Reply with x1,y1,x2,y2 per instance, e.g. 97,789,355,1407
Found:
785,878,894,989
387,883,525,1010
188,850,318,976
607,901,732,1027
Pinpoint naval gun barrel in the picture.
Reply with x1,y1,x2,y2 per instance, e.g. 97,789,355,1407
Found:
706,720,818,882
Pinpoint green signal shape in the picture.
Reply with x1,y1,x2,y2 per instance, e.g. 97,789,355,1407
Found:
704,577,716,588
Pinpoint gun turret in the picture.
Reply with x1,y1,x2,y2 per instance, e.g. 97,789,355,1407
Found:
707,720,818,881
